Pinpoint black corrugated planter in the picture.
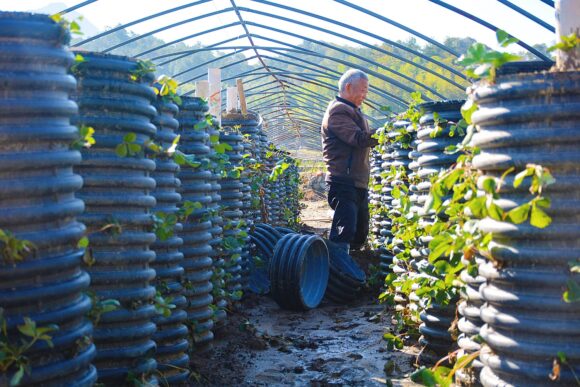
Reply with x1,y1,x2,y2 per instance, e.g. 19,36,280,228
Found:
456,257,485,386
150,98,190,383
176,96,215,350
249,223,283,294
222,112,260,294
0,13,96,386
72,51,158,384
414,100,465,360
471,69,580,386
270,234,329,311
207,119,227,329
219,131,245,304
324,240,366,303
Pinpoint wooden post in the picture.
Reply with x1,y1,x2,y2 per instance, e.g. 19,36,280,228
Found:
226,87,238,113
236,78,247,115
555,0,580,70
208,68,221,125
195,80,209,99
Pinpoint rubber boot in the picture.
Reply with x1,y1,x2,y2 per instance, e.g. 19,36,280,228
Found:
335,242,350,256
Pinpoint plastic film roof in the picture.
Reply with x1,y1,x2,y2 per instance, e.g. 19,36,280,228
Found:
51,0,556,157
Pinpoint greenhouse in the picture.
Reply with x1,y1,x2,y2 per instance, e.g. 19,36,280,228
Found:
0,0,578,386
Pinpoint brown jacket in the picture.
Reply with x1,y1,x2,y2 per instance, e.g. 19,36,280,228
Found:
321,98,378,189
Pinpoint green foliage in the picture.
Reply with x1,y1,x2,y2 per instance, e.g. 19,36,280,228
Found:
50,13,83,36
268,161,290,182
86,292,120,327
71,125,95,150
129,60,156,82
152,212,178,242
0,309,58,386
457,29,521,82
548,33,580,53
115,133,142,158
153,292,175,318
0,229,35,265
154,75,182,105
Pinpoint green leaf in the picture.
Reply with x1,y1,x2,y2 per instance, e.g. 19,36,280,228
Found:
429,235,452,262
547,33,580,53
17,318,36,337
563,280,580,303
77,236,89,249
411,367,437,387
557,351,568,363
481,177,497,194
486,198,504,221
10,365,25,387
460,101,477,125
115,144,127,157
124,133,137,142
496,29,519,47
506,203,530,224
530,203,551,228
514,168,534,188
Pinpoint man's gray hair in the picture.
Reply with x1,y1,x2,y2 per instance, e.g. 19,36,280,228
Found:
338,69,368,93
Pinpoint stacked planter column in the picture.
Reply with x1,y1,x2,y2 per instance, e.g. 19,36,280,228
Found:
73,52,158,384
150,98,190,383
222,112,261,293
0,13,96,386
176,96,215,350
218,130,245,304
415,100,464,361
472,70,580,386
207,118,227,329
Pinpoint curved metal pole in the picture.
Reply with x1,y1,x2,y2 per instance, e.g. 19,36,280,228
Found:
496,0,555,32
252,91,330,109
270,81,390,125
230,0,301,140
250,94,327,113
243,54,402,109
254,98,328,115
102,7,234,53
150,45,303,61
256,48,412,105
247,90,329,109
244,22,446,99
181,55,393,112
135,22,241,58
245,2,466,79
334,0,459,57
248,32,443,99
152,36,420,102
174,50,254,78
238,7,466,90
266,73,389,113
58,0,98,15
73,0,212,46
428,0,551,61
262,106,326,119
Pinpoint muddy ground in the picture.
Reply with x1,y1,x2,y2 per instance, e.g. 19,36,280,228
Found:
190,287,421,386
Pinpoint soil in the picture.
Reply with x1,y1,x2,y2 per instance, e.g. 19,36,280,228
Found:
190,290,421,386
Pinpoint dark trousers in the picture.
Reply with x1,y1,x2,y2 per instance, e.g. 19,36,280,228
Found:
327,182,370,248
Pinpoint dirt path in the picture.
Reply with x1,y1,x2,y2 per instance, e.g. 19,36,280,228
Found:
190,290,420,386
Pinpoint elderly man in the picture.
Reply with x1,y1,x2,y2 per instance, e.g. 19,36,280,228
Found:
321,69,378,254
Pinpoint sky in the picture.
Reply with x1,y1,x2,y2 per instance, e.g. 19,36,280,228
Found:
2,0,557,56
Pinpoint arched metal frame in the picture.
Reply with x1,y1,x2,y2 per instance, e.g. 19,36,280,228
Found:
63,0,555,153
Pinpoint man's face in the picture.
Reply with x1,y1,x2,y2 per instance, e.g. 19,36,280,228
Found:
344,78,368,108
